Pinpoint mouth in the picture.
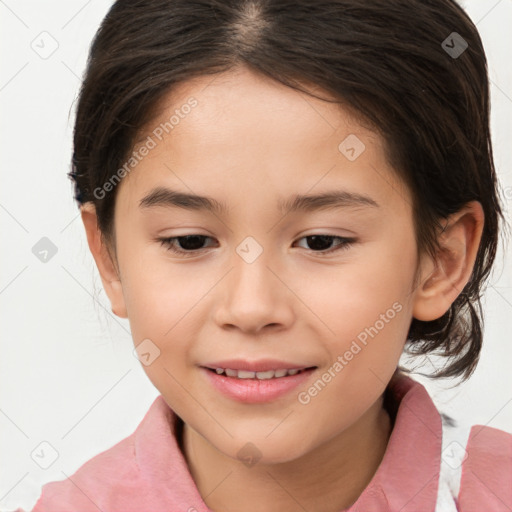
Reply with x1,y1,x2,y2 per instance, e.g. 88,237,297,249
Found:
200,365,318,403
203,366,317,380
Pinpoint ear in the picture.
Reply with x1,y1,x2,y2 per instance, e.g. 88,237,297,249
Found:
80,203,128,319
412,200,485,321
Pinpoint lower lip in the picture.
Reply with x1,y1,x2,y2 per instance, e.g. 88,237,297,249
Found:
201,367,316,403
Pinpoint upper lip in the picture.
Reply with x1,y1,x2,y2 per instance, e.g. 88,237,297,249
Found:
202,359,316,372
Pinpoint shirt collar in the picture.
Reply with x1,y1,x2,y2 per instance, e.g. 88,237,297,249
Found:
134,395,206,506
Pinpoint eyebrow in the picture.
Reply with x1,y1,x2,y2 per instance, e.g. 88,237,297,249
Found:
139,186,379,215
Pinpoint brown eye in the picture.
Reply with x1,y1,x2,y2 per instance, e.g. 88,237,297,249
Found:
158,235,217,255
294,235,356,255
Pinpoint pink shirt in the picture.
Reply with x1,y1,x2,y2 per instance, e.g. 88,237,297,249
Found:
25,371,512,511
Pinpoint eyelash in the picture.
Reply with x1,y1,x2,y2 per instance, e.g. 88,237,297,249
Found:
156,234,356,257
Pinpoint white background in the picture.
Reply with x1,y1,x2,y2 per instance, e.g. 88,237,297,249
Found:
1,1,511,510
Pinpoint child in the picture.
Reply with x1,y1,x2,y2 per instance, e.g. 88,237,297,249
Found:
26,0,511,510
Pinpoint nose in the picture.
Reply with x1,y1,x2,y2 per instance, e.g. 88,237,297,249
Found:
213,246,295,335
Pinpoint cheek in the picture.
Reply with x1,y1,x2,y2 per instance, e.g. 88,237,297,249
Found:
119,250,224,377
297,241,415,336
295,268,411,436
293,242,416,402
118,246,194,340
119,255,203,409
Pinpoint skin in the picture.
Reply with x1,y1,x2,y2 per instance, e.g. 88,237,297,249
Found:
81,65,484,511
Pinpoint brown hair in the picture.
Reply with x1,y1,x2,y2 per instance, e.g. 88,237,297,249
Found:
69,0,507,382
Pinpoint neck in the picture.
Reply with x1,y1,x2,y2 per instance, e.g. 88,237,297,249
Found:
182,394,392,512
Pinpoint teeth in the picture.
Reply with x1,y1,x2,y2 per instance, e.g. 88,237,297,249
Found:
212,368,308,379
238,370,256,379
255,370,275,380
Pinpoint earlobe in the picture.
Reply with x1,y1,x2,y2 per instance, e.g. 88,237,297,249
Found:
412,201,484,322
80,203,128,319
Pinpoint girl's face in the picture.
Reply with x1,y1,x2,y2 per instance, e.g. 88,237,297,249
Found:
106,66,424,462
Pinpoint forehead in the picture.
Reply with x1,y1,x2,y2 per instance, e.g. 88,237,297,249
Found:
117,67,411,218
143,66,370,151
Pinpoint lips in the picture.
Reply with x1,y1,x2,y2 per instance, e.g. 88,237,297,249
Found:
201,365,317,403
